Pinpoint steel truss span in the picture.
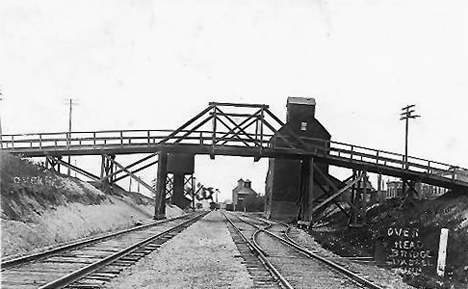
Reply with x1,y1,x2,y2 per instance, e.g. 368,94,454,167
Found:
2,102,467,190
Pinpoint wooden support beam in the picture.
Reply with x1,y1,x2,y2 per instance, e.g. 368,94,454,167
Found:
113,160,158,182
308,158,314,225
215,107,260,146
104,155,156,194
314,177,349,217
155,150,168,219
173,115,213,144
50,156,100,181
313,163,339,191
214,116,252,147
184,175,192,187
219,115,259,146
348,170,368,227
212,105,217,153
191,176,196,211
160,105,213,144
399,179,419,208
101,153,158,182
46,155,58,172
208,102,269,109
312,172,364,213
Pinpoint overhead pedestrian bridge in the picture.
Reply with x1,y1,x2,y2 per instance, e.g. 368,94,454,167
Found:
2,102,467,221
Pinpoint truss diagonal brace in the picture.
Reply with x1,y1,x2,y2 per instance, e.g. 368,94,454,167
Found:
312,172,365,213
314,178,349,217
113,160,159,183
313,163,338,191
173,115,214,145
160,105,213,144
214,115,252,147
101,153,158,182
47,155,100,181
104,155,157,195
214,107,261,147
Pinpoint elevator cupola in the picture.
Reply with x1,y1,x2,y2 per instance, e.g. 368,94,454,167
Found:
286,97,316,123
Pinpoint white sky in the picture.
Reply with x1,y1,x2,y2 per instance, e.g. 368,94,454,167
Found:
1,0,467,201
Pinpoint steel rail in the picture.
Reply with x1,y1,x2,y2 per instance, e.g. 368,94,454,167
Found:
278,226,384,289
37,212,207,289
235,213,384,289
222,212,294,289
1,214,187,270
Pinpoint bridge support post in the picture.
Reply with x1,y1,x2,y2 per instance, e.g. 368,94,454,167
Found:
349,170,367,227
46,155,61,172
154,150,168,220
100,155,116,194
307,158,314,230
400,179,418,208
297,157,314,228
172,173,185,208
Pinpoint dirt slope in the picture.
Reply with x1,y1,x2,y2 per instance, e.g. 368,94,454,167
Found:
0,152,184,257
309,192,468,289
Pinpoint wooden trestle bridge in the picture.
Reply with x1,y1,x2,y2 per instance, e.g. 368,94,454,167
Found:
2,102,468,222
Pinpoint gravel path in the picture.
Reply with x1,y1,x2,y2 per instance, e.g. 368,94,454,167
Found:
104,211,254,289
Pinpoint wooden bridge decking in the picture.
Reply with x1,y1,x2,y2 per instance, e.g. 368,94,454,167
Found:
2,129,467,190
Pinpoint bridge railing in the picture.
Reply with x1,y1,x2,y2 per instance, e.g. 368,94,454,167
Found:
2,130,466,183
0,130,275,150
301,137,463,181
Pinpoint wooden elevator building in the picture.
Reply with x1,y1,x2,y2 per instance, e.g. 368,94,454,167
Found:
265,97,332,221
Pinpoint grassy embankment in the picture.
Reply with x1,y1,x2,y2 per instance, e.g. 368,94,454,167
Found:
310,193,468,289
0,152,184,258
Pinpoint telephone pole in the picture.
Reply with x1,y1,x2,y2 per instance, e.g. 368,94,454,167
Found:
400,104,420,169
65,99,78,175
400,104,420,201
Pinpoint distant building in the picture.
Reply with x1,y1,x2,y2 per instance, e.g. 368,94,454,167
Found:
386,181,403,199
232,179,258,211
385,180,447,200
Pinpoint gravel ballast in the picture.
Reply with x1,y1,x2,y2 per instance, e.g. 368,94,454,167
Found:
105,210,254,289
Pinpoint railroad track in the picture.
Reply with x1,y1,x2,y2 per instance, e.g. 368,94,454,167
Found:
224,212,384,289
1,212,207,289
222,212,282,289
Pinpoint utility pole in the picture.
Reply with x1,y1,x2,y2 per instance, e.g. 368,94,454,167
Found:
400,104,420,201
65,99,78,176
400,105,420,169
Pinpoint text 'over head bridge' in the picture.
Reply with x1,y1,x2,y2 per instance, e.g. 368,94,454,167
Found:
2,102,468,190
